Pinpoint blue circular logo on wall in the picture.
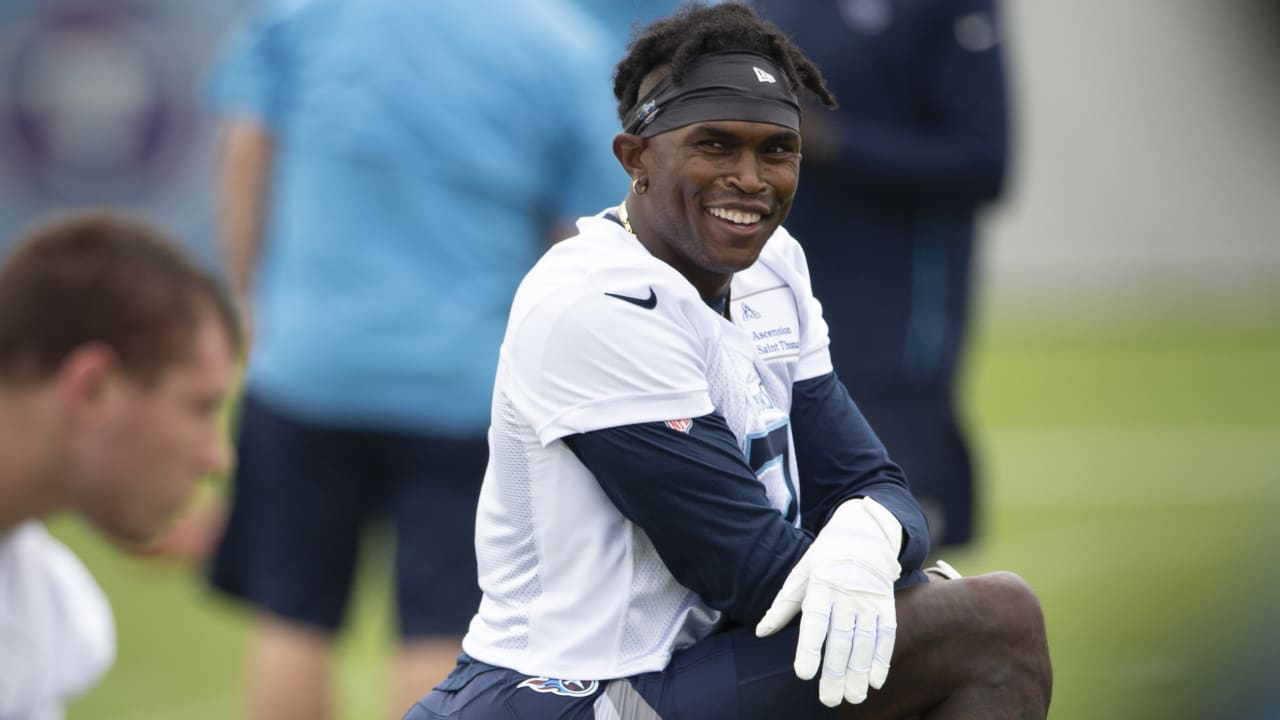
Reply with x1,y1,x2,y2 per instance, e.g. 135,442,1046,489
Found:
0,3,196,201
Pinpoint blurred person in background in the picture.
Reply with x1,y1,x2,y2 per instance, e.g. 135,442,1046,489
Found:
752,0,1010,548
0,210,239,719
573,0,722,59
203,0,624,718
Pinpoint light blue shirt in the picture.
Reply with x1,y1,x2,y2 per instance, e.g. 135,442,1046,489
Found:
573,0,725,61
212,0,626,434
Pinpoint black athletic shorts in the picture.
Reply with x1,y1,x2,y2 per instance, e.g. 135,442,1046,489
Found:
210,391,486,636
405,622,838,719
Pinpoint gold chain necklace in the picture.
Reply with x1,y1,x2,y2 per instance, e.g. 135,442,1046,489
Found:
617,200,732,319
618,200,635,235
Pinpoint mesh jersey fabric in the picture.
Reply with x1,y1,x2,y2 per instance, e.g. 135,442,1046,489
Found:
463,211,832,679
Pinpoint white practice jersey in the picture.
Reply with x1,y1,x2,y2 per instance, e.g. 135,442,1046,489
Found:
463,212,834,680
0,521,116,720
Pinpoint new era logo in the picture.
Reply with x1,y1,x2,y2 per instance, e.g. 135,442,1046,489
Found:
753,66,776,83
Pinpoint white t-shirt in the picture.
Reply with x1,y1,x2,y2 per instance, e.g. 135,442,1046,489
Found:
463,212,833,679
0,521,116,720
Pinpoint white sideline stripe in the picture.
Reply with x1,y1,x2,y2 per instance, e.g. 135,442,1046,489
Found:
981,424,1280,509
1001,493,1280,510
595,693,621,720
114,692,235,720
984,424,1280,439
996,483,1280,509
594,679,663,719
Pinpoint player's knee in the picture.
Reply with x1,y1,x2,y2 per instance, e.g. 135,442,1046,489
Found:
970,571,1053,708
975,572,1043,635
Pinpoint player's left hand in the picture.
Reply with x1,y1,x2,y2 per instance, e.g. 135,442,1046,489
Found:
755,497,903,707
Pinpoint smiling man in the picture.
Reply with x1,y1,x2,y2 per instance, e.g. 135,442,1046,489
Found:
406,3,1051,719
0,210,240,718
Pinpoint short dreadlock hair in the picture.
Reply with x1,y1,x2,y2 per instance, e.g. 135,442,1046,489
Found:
612,2,837,126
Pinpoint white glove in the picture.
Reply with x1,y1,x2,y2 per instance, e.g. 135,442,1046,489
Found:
755,497,903,707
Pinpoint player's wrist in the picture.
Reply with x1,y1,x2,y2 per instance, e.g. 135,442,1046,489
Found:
830,497,904,558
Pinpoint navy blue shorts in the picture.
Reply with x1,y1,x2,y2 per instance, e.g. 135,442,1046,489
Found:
404,622,837,719
210,392,485,637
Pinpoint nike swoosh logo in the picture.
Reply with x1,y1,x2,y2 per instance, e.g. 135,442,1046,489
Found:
604,287,657,310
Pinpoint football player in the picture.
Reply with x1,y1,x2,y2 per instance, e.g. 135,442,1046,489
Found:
407,3,1051,718
0,210,240,718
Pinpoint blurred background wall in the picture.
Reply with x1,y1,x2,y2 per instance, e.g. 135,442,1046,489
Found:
0,0,253,269
3,1,1277,308
983,0,1280,318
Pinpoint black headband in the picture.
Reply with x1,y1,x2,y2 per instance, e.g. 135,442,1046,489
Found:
624,51,801,137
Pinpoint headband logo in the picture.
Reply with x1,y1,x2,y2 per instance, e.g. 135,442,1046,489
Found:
624,53,799,136
635,99,659,129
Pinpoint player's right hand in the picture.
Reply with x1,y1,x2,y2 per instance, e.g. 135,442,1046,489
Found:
755,497,903,707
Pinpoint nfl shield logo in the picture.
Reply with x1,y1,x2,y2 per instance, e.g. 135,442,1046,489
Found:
664,419,693,433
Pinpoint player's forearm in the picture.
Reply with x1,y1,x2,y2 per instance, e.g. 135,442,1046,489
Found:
216,117,274,301
791,372,931,577
564,416,812,624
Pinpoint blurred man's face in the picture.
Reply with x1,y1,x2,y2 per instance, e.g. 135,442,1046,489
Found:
76,314,236,544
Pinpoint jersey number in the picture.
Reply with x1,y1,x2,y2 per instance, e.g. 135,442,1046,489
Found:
746,424,798,524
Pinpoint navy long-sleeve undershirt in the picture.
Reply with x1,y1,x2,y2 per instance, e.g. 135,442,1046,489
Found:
562,371,930,627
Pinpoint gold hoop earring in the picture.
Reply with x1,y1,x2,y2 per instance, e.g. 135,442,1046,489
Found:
631,177,648,195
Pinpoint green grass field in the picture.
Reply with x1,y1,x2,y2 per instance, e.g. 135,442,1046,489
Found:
53,306,1280,719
